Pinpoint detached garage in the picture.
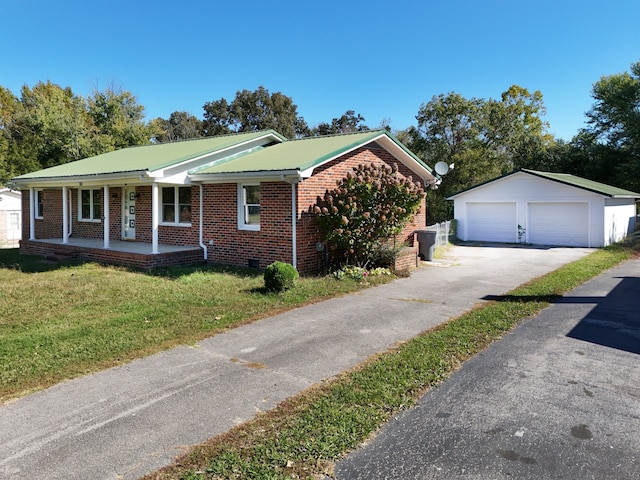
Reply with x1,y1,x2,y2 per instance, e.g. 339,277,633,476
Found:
449,170,639,248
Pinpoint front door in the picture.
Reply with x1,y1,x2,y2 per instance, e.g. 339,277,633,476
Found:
123,188,136,240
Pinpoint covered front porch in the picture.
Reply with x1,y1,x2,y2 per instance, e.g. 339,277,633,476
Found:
20,238,204,269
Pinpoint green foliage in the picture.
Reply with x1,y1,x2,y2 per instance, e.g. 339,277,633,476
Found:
406,86,554,223
263,261,299,292
202,86,310,139
333,265,392,281
313,110,368,136
87,85,151,150
566,60,640,193
0,81,151,182
150,111,202,142
314,162,424,267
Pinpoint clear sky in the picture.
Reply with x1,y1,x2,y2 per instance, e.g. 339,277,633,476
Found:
2,0,639,141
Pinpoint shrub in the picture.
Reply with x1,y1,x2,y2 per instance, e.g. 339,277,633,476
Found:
369,242,398,268
264,261,299,292
313,162,424,266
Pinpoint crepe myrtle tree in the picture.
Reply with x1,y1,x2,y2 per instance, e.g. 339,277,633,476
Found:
313,162,425,267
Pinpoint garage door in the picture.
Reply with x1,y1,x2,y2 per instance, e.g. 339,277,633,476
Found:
466,202,517,243
528,202,589,247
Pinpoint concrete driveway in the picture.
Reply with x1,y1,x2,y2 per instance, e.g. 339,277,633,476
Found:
0,245,596,479
335,258,640,479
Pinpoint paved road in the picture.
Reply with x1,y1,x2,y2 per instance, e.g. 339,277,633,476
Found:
335,258,640,479
0,245,595,479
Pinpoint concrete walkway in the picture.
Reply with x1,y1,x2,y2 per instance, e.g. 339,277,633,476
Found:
0,245,595,479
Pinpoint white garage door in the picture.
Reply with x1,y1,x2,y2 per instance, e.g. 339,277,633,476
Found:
466,202,517,243
528,202,589,247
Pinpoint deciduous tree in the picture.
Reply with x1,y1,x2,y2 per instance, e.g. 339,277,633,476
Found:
150,111,202,142
202,86,309,138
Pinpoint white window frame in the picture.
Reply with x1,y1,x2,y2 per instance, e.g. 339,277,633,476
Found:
160,186,192,226
35,190,44,219
237,183,260,231
8,211,20,230
78,188,102,222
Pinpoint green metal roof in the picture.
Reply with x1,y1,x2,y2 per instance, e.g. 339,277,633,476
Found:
448,169,640,199
191,130,431,175
13,131,284,180
521,169,640,198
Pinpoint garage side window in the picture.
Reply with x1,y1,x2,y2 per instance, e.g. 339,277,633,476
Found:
238,184,260,231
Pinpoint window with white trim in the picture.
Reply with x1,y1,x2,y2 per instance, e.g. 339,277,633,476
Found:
8,211,20,229
161,186,191,225
35,190,44,218
79,188,102,221
238,184,260,231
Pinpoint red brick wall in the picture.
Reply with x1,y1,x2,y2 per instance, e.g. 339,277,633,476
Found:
200,182,295,270
295,145,427,273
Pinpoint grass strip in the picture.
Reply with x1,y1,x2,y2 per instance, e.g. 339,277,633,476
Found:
144,245,633,480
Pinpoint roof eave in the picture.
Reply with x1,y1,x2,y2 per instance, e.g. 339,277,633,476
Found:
298,130,436,185
189,170,303,183
11,170,152,188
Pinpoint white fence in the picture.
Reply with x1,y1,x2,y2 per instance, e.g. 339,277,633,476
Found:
424,220,453,247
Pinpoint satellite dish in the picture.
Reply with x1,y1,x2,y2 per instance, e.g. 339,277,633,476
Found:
434,161,450,175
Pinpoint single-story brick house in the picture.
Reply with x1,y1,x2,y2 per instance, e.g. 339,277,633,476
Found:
11,130,436,273
448,169,639,247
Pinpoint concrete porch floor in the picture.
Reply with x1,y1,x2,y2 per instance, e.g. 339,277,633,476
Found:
27,237,202,255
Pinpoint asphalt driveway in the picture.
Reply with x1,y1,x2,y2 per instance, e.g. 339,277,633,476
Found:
0,245,597,479
335,258,640,479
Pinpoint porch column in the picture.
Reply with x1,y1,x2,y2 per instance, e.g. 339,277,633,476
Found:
29,188,36,240
151,183,159,254
62,186,69,244
291,182,297,268
103,185,110,249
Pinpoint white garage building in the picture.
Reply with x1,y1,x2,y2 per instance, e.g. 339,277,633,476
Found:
448,170,639,247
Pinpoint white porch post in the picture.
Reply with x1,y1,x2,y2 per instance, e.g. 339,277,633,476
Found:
62,186,69,244
103,185,110,249
291,182,297,269
29,187,36,240
152,183,159,254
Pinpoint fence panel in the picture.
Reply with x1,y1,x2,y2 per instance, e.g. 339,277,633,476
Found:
425,220,452,247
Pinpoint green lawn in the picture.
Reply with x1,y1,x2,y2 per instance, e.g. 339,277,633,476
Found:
0,249,387,403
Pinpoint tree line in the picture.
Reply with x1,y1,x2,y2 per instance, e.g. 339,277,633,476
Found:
1,60,638,223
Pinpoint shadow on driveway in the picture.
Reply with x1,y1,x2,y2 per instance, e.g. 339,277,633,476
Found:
483,276,640,355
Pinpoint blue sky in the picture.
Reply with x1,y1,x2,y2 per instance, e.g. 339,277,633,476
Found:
2,0,639,141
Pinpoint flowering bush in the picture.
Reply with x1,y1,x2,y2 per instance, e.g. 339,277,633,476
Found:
313,162,424,266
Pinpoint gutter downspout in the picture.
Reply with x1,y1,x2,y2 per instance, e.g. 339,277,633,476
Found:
281,174,301,269
198,184,208,261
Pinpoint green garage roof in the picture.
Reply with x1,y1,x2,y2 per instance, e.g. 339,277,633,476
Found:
449,169,640,199
522,169,640,198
